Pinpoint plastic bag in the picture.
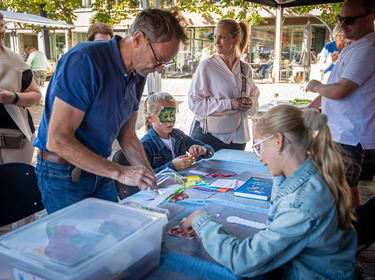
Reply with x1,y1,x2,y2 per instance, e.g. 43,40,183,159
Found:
155,168,186,191
147,168,186,207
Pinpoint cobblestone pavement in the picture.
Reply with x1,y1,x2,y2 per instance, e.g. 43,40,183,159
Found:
29,78,375,278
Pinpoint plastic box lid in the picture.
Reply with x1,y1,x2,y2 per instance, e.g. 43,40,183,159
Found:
0,198,168,280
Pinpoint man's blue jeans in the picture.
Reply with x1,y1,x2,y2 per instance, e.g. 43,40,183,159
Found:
35,156,118,214
258,63,271,78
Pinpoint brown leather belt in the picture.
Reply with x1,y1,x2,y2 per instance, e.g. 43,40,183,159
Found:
40,150,82,183
41,150,72,165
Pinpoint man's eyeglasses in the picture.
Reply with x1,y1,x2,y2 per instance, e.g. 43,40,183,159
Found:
0,25,8,30
335,13,369,25
148,40,174,68
148,40,166,68
252,134,290,158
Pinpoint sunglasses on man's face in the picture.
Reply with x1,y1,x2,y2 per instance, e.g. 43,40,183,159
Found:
335,13,369,25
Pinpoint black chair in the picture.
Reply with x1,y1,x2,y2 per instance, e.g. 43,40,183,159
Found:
0,162,44,227
353,196,375,254
111,149,140,200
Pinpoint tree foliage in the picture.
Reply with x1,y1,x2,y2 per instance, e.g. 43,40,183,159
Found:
90,0,141,25
2,0,343,29
292,3,342,25
174,0,266,25
3,0,82,24
89,0,268,26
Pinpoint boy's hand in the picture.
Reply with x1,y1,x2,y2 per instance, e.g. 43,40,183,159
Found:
188,145,207,157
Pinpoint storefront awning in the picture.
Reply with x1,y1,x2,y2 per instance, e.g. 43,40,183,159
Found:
245,0,343,8
1,10,74,29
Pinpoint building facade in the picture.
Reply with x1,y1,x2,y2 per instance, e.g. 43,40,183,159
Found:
3,4,330,79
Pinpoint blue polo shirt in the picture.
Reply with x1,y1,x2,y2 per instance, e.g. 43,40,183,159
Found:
33,36,146,158
322,41,339,74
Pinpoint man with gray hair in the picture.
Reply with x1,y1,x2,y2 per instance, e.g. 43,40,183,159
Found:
306,0,375,206
33,9,188,213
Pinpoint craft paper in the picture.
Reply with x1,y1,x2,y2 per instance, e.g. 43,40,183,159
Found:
185,175,205,187
210,179,238,189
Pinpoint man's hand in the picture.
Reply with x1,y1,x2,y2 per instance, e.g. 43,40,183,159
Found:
118,165,157,190
188,145,207,157
306,79,322,93
172,155,195,171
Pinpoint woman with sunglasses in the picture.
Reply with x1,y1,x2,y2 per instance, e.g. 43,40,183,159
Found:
183,104,359,279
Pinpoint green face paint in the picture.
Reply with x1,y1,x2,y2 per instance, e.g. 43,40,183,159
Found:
158,107,176,123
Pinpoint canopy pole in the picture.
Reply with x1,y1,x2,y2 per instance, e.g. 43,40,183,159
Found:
146,0,162,94
273,5,282,97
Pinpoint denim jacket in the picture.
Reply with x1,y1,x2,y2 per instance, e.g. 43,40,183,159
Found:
141,127,214,174
192,157,358,279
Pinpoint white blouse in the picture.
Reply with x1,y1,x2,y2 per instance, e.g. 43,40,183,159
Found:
188,54,260,144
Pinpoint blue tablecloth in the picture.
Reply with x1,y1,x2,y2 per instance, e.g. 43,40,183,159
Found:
123,149,272,279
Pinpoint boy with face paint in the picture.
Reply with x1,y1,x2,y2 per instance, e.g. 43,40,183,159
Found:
141,92,214,173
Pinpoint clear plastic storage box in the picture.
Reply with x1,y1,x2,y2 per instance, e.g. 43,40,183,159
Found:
0,198,168,280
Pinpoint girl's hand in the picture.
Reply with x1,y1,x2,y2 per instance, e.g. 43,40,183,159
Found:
182,210,202,235
188,145,207,157
168,191,189,203
172,155,195,171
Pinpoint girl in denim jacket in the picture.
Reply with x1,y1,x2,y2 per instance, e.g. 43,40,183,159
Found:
141,92,214,174
183,105,359,279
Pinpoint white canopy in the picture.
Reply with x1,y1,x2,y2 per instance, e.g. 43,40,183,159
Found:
1,10,73,29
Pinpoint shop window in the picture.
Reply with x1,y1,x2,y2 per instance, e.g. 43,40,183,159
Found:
82,0,94,8
4,33,11,49
162,27,215,78
163,0,175,7
75,32,88,45
56,33,66,61
250,25,308,64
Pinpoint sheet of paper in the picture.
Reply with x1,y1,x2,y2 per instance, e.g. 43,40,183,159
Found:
147,187,176,207
167,227,196,239
185,175,205,187
215,188,230,193
210,179,238,189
